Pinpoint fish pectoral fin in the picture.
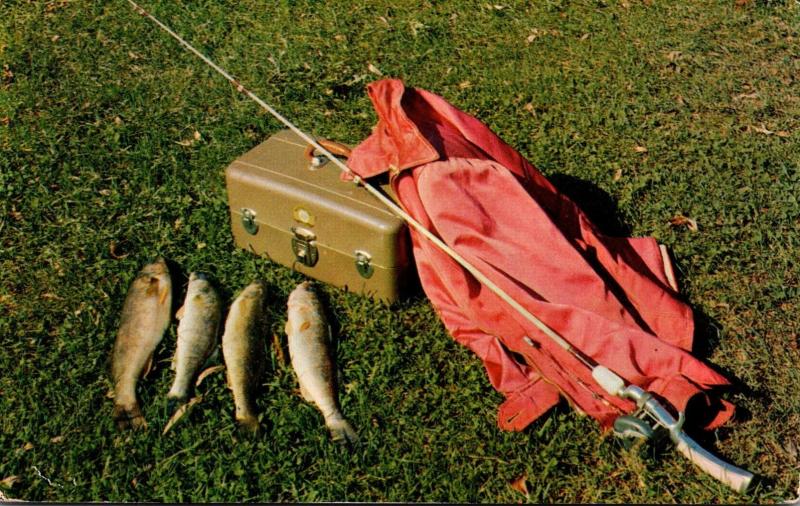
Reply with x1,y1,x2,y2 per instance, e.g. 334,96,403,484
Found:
298,384,314,403
299,321,311,331
142,353,155,378
284,320,292,336
176,304,185,320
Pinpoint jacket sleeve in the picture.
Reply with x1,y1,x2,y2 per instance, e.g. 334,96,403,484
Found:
415,245,562,431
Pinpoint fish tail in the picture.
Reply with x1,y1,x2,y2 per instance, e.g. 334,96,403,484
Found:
327,416,358,444
236,414,260,436
113,402,147,431
166,395,188,415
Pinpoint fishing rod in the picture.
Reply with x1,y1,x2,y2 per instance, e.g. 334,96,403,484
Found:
124,0,753,493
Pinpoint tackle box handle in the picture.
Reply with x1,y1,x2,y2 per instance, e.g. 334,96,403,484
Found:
303,138,352,164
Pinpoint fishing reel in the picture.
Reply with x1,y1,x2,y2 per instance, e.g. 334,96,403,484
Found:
611,388,686,449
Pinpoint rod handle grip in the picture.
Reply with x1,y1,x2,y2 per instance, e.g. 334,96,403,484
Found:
672,428,754,494
592,365,626,396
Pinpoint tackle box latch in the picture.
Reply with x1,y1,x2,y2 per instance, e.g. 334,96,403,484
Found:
354,250,374,279
291,226,319,267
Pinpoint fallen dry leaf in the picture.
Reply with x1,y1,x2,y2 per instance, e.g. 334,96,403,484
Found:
777,130,791,138
22,443,33,451
458,80,472,90
367,63,383,76
751,123,774,135
193,130,201,141
0,476,20,489
195,365,225,387
51,35,60,42
163,396,203,435
733,92,759,101
633,145,648,153
613,168,623,182
50,435,64,444
109,241,129,260
666,51,682,62
509,473,530,499
668,214,699,232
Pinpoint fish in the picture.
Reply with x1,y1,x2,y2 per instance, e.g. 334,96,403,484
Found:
111,257,172,430
166,272,221,411
285,281,357,443
221,280,267,434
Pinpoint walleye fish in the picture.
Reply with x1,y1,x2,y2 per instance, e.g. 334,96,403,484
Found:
166,272,221,410
221,280,267,434
286,281,357,443
111,257,172,430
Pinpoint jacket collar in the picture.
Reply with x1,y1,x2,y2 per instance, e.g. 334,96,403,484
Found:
347,79,440,178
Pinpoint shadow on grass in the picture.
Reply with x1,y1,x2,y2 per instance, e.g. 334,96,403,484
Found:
548,173,632,237
547,173,760,430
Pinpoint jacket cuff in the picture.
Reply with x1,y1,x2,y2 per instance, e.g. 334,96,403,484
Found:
497,377,561,431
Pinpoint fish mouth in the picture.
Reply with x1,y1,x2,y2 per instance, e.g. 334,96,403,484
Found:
295,280,317,294
140,257,170,276
246,279,267,292
189,272,208,282
237,280,266,300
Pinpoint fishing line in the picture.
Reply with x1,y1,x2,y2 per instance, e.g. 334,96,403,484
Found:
123,1,753,491
123,0,585,365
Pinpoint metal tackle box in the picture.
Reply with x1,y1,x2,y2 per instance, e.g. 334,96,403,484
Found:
225,129,414,302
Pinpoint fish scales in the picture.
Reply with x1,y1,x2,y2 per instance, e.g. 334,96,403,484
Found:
286,281,357,443
167,272,221,408
111,257,172,430
221,280,267,434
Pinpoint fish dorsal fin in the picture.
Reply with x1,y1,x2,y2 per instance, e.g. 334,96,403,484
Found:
284,320,292,336
176,304,185,320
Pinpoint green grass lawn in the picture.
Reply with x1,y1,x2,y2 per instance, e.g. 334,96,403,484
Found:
2,0,799,502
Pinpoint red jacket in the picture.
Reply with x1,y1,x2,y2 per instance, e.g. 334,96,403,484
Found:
348,79,733,431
